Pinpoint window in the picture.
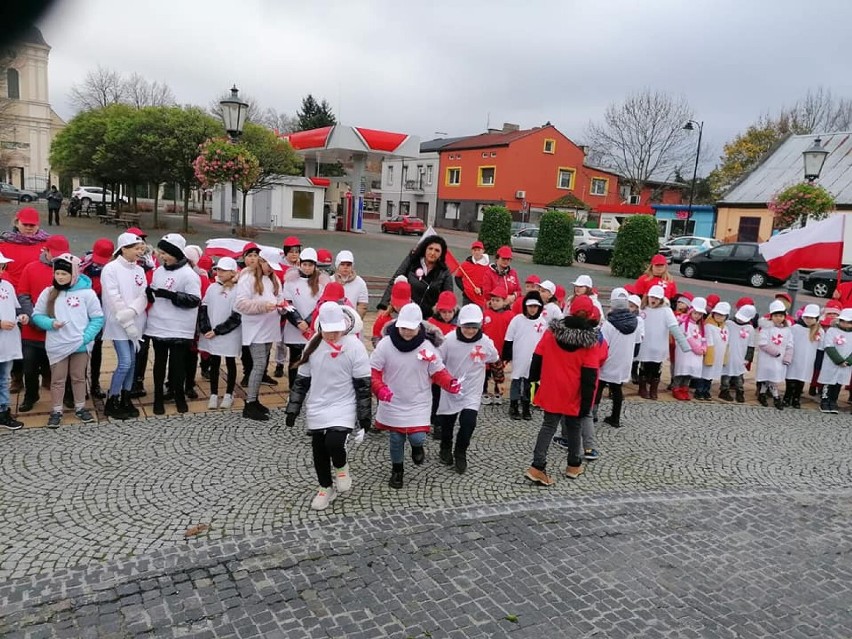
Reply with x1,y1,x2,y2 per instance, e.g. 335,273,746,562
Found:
482,152,488,158
402,165,409,183
292,191,315,220
400,201,410,215
477,203,488,221
543,138,556,154
446,167,461,186
590,178,608,196
707,245,735,259
386,201,394,217
734,244,758,258
444,202,460,220
387,165,394,186
557,168,575,190
490,152,497,158
573,229,584,237
426,165,433,186
6,69,19,100
478,166,496,187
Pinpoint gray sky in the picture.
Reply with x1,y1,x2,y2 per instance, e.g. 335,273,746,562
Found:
36,0,852,173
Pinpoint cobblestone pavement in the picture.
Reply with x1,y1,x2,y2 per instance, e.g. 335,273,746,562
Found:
2,401,852,637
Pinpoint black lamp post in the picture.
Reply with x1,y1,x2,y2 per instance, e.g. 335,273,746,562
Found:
683,120,703,230
787,137,830,308
219,85,249,235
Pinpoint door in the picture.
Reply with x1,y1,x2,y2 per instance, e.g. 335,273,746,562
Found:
737,216,761,242
253,188,272,228
416,201,429,221
699,244,735,278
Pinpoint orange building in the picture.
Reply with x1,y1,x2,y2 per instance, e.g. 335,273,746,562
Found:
435,123,622,230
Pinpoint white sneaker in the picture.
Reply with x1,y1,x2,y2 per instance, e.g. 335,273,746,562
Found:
310,485,338,510
334,464,352,492
220,394,233,409
491,393,503,405
481,394,492,406
207,394,219,410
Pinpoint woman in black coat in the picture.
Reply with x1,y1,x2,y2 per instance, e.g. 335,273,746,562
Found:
377,235,454,319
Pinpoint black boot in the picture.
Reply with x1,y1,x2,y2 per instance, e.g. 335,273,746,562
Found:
454,447,468,474
121,390,140,418
0,408,23,431
184,383,199,400
153,393,165,415
521,400,532,421
104,396,129,420
439,444,454,466
273,363,284,378
255,398,270,415
389,463,404,489
735,389,745,403
757,391,768,407
242,400,270,421
411,445,425,465
773,396,784,410
782,384,792,407
90,384,106,400
719,389,733,402
129,381,147,398
509,400,521,420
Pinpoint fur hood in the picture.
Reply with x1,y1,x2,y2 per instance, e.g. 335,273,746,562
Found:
548,316,599,352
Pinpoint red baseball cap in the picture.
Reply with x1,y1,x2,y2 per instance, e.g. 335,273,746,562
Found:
46,235,70,257
471,240,484,250
283,236,301,248
16,208,39,225
775,292,793,304
651,254,667,266
197,255,213,271
390,280,412,309
242,242,260,255
316,248,333,265
126,226,146,238
319,281,346,303
91,238,115,265
496,246,513,259
525,274,541,284
735,296,754,309
490,285,508,299
569,295,594,317
706,294,720,310
825,300,842,312
678,291,695,303
554,284,566,304
435,290,457,311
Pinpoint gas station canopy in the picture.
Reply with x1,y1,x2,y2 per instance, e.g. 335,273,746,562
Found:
278,125,421,163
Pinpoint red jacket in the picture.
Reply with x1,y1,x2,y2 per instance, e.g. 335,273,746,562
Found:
455,258,491,307
428,317,456,335
17,259,54,342
483,307,513,356
0,240,46,289
634,274,678,300
529,318,599,416
483,265,521,299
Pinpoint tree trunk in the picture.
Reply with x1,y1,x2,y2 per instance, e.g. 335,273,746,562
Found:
182,185,190,234
152,183,160,228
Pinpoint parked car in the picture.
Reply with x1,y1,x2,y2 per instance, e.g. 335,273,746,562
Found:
0,182,38,202
663,236,721,262
71,186,129,207
679,242,783,288
803,265,852,298
380,215,425,235
510,227,539,253
573,227,613,249
574,239,672,266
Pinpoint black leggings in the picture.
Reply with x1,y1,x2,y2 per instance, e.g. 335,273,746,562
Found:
436,409,478,452
640,361,661,379
151,338,190,404
287,344,305,389
312,429,349,488
208,355,237,396
90,332,103,389
594,381,623,422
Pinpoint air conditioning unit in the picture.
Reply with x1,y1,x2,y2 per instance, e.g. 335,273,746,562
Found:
515,190,526,199
628,195,641,205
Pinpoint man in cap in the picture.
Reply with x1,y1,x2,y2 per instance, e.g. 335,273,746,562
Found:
483,246,521,304
455,240,491,308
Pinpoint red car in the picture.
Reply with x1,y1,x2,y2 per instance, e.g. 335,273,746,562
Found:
381,215,425,235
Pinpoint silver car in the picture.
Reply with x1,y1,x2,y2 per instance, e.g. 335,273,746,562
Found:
0,182,38,203
510,227,539,253
664,236,721,262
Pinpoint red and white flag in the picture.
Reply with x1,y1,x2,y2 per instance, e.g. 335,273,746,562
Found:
203,238,278,259
758,215,846,280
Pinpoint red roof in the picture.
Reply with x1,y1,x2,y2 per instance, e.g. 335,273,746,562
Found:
440,128,539,151
353,127,410,152
281,126,334,150
592,203,655,215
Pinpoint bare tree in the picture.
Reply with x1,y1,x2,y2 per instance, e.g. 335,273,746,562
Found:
69,65,126,111
585,89,694,197
778,86,852,134
259,107,298,134
208,90,264,125
123,73,176,108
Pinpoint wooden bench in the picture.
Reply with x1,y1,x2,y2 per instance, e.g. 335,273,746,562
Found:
114,212,141,229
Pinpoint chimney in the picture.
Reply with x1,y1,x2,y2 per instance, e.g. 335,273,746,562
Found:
502,122,520,132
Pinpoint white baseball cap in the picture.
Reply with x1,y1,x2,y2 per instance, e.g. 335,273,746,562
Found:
299,247,318,263
628,294,642,308
318,301,346,332
538,280,556,295
396,303,423,329
184,245,202,266
610,287,629,301
572,274,593,288
839,308,852,322
769,300,787,314
735,304,756,323
712,302,731,316
114,232,144,255
335,250,354,267
259,247,282,271
802,304,821,318
648,285,665,299
215,257,238,272
458,303,483,326
690,297,708,314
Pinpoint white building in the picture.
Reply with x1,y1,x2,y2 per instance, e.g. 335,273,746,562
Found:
211,176,327,230
0,27,65,190
378,138,464,226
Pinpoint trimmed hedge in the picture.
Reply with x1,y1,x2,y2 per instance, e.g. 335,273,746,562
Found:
533,210,574,266
478,206,512,255
609,215,660,278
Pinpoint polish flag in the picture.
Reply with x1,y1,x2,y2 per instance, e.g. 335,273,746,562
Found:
203,238,278,259
758,214,846,280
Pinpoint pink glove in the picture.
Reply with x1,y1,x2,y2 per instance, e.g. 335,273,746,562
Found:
687,336,705,355
376,386,394,403
447,379,462,394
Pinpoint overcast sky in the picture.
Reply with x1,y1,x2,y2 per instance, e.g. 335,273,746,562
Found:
35,0,852,173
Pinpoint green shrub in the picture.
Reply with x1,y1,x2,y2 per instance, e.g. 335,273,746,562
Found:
609,214,660,278
533,210,574,266
478,206,512,254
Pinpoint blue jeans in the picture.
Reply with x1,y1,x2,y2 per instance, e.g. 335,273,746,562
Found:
108,340,136,397
0,359,11,409
388,430,427,464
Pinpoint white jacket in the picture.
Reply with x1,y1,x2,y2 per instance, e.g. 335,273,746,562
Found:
100,256,147,342
0,280,23,362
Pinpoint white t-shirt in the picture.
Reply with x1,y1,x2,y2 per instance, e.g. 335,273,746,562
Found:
282,276,323,345
756,324,792,384
638,305,677,363
437,331,499,414
34,284,103,365
701,322,727,381
198,282,242,357
342,276,369,307
505,314,547,379
818,326,852,385
145,264,201,340
0,280,22,362
235,274,282,345
723,320,756,377
600,318,640,384
787,323,822,382
371,333,446,428
298,334,371,430
100,256,147,342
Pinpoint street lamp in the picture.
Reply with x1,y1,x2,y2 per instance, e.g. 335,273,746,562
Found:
219,85,248,235
683,120,703,230
787,137,830,308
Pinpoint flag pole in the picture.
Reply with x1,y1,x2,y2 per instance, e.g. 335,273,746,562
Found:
838,213,846,294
